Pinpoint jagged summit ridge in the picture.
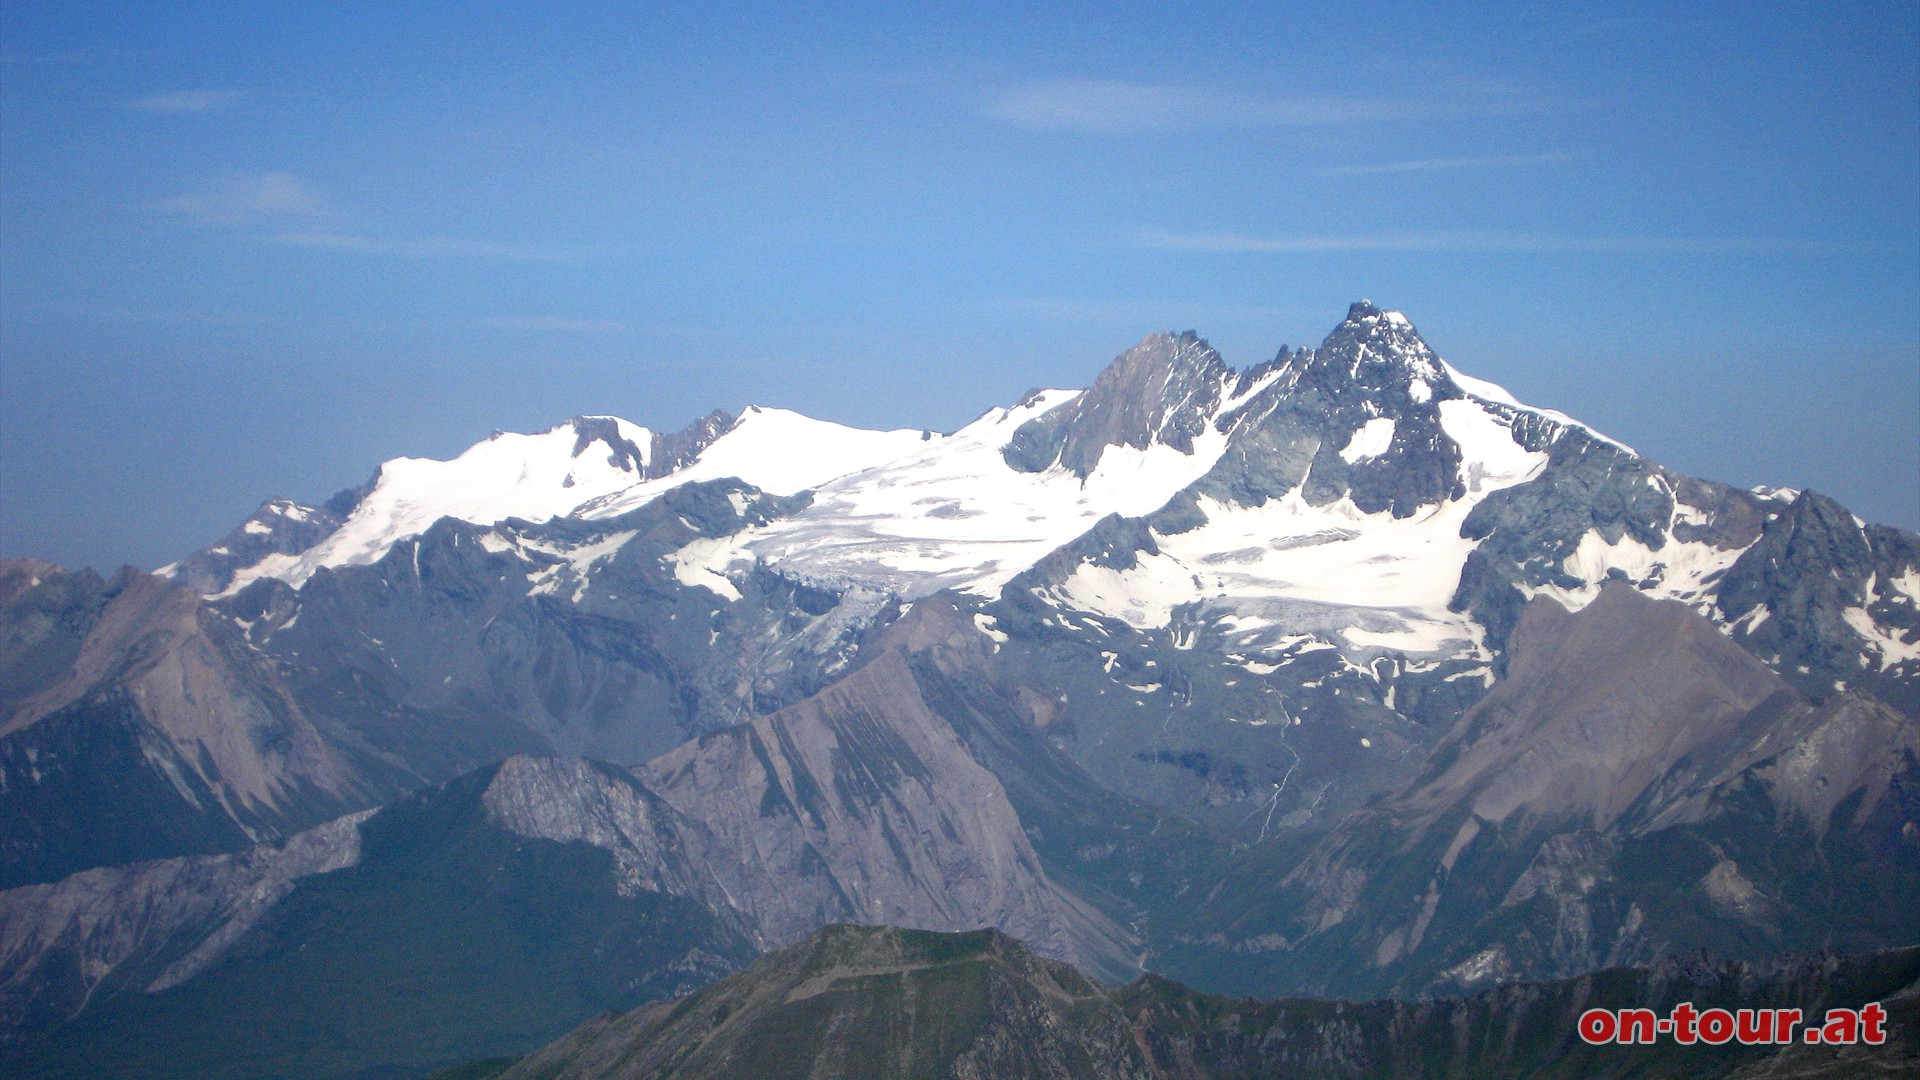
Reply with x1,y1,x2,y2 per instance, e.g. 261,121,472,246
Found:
1305,298,1451,387
1188,300,1483,518
157,302,1918,717
694,303,1585,604
1003,329,1230,476
167,302,1560,603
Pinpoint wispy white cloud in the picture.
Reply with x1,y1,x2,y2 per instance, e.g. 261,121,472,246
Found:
1138,228,1797,255
1317,152,1573,177
475,316,626,333
269,231,577,261
158,174,577,261
159,171,323,224
984,78,1533,134
127,89,247,113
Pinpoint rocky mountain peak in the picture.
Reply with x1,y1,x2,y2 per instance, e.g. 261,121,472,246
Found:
1298,299,1450,391
1413,581,1806,830
629,408,736,482
0,559,68,607
157,496,349,597
1204,579,1920,998
563,416,649,473
1002,330,1230,477
1181,302,1474,516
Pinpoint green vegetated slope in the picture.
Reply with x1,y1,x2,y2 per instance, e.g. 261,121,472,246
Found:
11,767,753,1080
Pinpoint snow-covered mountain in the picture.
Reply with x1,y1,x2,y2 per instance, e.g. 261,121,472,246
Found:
124,299,1920,856
17,296,1902,856
172,301,1918,711
6,300,1917,1076
170,407,930,596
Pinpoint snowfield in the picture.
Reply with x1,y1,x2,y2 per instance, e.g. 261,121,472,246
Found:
175,305,1915,687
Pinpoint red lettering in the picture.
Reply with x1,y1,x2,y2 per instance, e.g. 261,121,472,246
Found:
1571,1001,1880,1047
1821,1008,1859,1045
1618,1008,1657,1044
1671,1001,1698,1044
1734,1008,1769,1045
1861,1002,1887,1045
1579,1008,1616,1045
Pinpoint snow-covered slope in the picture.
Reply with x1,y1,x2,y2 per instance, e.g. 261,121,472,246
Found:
212,417,663,593
168,301,1918,716
662,305,1762,667
574,405,933,520
1001,303,1828,675
1040,395,1686,661
668,378,1289,600
197,408,932,596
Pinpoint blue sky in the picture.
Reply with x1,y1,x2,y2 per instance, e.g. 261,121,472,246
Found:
3,1,1916,572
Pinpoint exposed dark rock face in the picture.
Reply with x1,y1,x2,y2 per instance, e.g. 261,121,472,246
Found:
1716,489,1920,712
1004,331,1229,476
565,410,739,482
564,414,651,472
0,564,370,888
159,492,363,599
235,479,841,781
0,560,111,723
983,529,1440,841
646,409,737,479
642,649,1133,977
496,924,1920,1080
1449,427,1689,654
1164,584,1920,1000
0,645,1129,1072
1193,300,1473,517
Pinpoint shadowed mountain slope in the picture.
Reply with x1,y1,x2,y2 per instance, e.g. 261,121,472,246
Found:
1164,584,1920,999
0,645,1130,1076
0,564,374,888
494,924,1920,1080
